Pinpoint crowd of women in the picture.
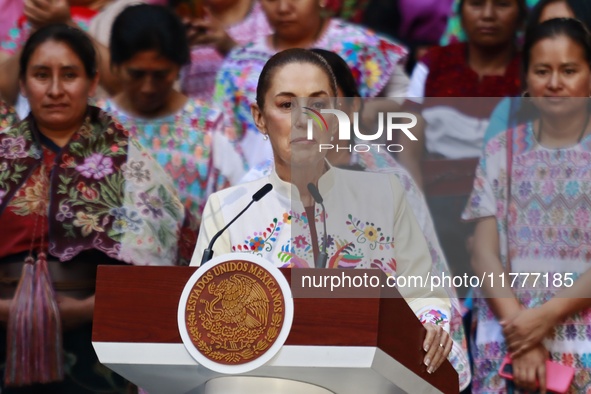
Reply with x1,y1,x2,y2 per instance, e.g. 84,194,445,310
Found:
0,0,591,393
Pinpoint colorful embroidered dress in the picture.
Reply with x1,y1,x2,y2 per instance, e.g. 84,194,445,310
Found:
463,124,591,393
192,167,452,335
180,1,272,100
238,150,470,390
213,18,407,168
99,98,246,227
0,106,192,266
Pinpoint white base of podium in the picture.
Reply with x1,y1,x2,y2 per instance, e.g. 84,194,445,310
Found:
204,376,334,394
93,342,443,394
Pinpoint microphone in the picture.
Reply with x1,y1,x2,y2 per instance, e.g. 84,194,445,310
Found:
201,183,273,265
307,183,328,269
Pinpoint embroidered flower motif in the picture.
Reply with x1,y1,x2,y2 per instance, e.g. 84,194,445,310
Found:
565,324,577,340
363,226,378,242
0,136,27,159
249,236,264,251
282,212,292,224
137,192,164,218
76,181,99,201
326,234,334,248
518,181,532,198
10,170,49,216
110,207,143,234
122,160,150,184
233,218,280,254
76,153,114,180
56,204,74,222
60,153,76,169
293,235,308,248
346,215,393,250
73,211,104,236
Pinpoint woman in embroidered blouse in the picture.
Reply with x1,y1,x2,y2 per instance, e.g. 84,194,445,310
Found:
242,47,472,390
464,18,591,393
0,24,191,393
213,0,409,169
100,4,245,229
193,48,455,375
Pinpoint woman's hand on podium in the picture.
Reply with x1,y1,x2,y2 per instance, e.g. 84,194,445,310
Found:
422,323,452,374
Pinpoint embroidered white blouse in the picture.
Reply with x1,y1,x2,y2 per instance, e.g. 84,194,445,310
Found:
191,166,451,329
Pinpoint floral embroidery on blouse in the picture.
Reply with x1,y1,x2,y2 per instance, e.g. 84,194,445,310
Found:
0,107,194,265
0,101,18,130
346,214,395,250
99,98,243,227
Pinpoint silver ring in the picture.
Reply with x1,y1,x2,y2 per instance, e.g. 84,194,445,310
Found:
439,343,444,348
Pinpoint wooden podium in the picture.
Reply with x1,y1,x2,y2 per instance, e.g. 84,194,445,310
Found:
92,266,459,394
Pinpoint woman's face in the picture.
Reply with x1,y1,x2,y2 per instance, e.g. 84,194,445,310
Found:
21,40,97,135
252,62,335,170
539,1,574,22
527,35,591,115
114,50,180,116
461,0,522,47
260,0,321,43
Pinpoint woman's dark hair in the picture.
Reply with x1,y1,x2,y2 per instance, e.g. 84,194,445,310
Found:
19,23,97,80
526,0,591,34
310,48,360,98
523,17,591,74
459,0,528,30
110,4,190,66
256,48,338,108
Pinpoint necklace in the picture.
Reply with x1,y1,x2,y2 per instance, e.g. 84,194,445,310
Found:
537,112,591,145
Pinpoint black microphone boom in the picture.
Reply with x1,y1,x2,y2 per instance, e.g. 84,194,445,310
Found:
253,183,273,201
307,183,328,269
200,183,273,265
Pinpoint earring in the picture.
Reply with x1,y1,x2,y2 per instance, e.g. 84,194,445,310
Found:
263,134,269,140
521,90,530,98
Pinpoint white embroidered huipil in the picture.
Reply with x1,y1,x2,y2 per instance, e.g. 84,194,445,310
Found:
192,167,451,328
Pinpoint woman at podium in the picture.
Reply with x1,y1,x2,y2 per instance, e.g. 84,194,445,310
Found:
193,48,454,375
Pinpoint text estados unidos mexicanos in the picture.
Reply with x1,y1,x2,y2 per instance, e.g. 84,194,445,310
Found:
300,271,575,292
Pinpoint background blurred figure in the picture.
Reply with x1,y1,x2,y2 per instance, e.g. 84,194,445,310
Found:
465,18,591,393
363,0,454,73
101,4,245,230
214,0,409,169
399,0,525,282
440,0,538,45
177,0,272,100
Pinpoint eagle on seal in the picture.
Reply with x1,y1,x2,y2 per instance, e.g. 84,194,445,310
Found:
206,274,269,329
